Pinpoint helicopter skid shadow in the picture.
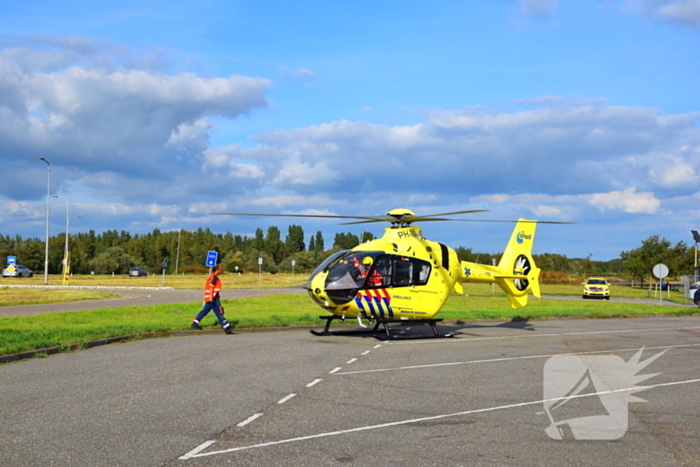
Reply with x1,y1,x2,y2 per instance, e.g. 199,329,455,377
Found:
310,317,455,340
438,318,536,337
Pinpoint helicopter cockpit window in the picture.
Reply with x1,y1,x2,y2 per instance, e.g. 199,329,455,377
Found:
324,252,431,291
307,250,348,287
325,251,382,290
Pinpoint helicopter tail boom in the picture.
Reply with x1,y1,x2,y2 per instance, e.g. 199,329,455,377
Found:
459,219,541,309
496,219,541,308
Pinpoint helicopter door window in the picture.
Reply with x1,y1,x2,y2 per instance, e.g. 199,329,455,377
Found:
417,263,431,285
377,257,392,287
394,260,413,286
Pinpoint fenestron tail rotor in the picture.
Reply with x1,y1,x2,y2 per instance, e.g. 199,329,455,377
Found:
513,254,532,291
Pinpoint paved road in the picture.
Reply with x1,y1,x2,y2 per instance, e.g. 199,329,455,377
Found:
2,315,699,466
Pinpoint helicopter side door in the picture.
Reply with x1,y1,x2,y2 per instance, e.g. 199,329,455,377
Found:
358,255,433,319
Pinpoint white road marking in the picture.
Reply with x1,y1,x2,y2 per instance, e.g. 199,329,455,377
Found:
346,358,358,364
306,379,323,387
179,440,216,459
334,343,700,375
329,367,342,374
277,393,297,405
236,413,263,427
187,378,700,458
390,325,700,345
361,350,370,355
373,344,382,349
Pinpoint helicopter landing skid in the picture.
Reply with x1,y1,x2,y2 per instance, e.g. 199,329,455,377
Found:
310,315,454,340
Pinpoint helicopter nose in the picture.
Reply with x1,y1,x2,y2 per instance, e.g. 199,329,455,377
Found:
306,273,327,306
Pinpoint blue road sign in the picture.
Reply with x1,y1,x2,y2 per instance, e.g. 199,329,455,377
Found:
7,256,16,265
205,251,218,267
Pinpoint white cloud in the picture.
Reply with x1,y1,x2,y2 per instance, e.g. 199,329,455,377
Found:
517,0,557,16
623,0,700,28
270,156,342,188
532,205,562,217
237,103,700,203
249,196,343,209
587,188,661,214
278,66,315,82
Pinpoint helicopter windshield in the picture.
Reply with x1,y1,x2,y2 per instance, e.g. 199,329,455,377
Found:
325,251,383,290
307,250,349,287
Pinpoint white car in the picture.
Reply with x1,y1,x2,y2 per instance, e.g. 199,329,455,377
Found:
690,282,700,307
2,264,34,278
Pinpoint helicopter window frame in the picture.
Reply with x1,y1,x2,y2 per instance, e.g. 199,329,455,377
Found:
324,251,383,290
377,255,432,288
394,259,413,287
322,252,432,290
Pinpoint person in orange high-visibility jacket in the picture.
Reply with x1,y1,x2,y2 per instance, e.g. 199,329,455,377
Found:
191,265,233,334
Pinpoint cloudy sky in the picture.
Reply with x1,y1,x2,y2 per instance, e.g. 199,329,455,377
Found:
1,0,699,261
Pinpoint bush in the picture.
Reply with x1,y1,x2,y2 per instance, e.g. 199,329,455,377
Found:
179,265,210,274
540,271,579,285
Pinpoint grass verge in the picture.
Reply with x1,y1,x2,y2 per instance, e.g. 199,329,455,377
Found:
1,293,698,358
0,289,120,307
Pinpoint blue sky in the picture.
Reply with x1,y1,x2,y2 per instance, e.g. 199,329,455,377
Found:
1,0,699,261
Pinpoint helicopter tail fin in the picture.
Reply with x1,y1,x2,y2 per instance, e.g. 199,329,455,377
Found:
494,219,541,309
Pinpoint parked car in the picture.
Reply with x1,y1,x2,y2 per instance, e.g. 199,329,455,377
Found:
690,282,700,307
582,277,610,300
2,264,34,278
128,267,148,277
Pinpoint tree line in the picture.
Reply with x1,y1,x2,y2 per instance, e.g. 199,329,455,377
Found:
0,226,376,275
1,227,695,282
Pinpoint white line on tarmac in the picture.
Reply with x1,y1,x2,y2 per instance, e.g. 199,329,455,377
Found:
346,358,358,364
187,378,700,459
277,393,296,405
236,413,263,427
390,325,700,345
373,344,382,349
334,343,700,375
329,367,342,374
361,350,370,355
306,379,323,387
179,440,216,459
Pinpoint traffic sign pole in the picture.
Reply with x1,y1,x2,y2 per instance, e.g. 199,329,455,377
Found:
652,263,669,306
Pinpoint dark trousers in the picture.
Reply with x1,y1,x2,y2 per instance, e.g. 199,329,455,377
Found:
194,298,231,330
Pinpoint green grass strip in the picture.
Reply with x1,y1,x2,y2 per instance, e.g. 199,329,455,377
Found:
1,294,697,357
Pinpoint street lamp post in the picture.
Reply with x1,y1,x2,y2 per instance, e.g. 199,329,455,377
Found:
53,195,70,278
53,196,69,284
39,158,50,285
67,215,81,282
691,230,700,282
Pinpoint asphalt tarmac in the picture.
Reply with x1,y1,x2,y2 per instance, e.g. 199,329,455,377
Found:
1,307,698,466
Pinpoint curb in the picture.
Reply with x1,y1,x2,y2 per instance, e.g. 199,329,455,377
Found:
0,284,174,291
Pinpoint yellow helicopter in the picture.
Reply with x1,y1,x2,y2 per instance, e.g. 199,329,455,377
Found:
212,209,568,339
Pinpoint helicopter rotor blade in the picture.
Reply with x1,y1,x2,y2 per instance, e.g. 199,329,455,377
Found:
209,211,574,225
209,212,386,222
407,209,489,220
451,219,576,224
